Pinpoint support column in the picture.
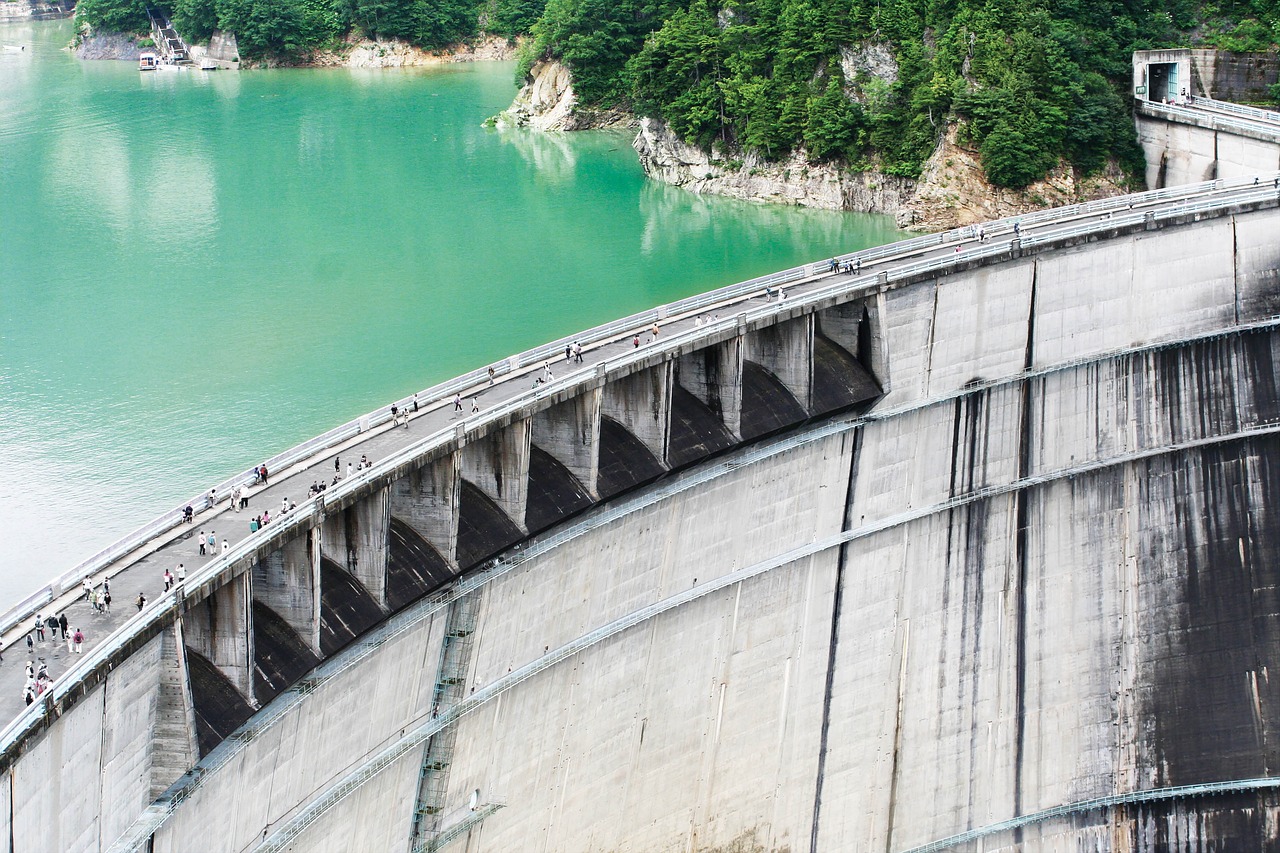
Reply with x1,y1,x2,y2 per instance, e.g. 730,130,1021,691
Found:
676,339,743,440
744,315,814,412
389,453,461,567
252,528,321,655
531,389,601,499
600,362,673,463
182,572,254,704
459,419,532,532
152,620,200,797
321,487,391,610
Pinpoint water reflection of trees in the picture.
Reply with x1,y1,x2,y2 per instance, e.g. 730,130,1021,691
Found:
638,180,904,260
495,126,579,183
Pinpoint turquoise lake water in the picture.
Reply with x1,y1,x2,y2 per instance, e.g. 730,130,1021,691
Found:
0,18,904,606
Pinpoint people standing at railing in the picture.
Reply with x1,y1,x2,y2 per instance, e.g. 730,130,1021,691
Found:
183,505,194,524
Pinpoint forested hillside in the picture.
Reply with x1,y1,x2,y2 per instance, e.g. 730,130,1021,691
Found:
75,0,1279,187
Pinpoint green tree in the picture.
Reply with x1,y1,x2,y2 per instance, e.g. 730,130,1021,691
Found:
172,0,219,42
76,0,150,34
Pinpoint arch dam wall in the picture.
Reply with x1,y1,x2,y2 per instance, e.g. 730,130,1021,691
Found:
1,187,1280,853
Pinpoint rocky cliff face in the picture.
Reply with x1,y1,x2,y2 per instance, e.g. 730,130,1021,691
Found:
631,117,1130,231
75,31,143,60
495,60,634,131
632,117,918,225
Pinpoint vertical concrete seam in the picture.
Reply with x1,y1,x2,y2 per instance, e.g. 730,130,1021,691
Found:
1011,257,1039,834
1232,214,1241,327
808,427,861,853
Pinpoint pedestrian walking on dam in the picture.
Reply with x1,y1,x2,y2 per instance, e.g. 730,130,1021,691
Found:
33,617,43,643
136,593,146,611
346,462,354,479
208,531,216,554
488,367,495,386
177,564,185,585
198,530,207,556
58,613,67,639
454,393,463,412
574,342,583,362
412,394,419,412
72,629,83,654
163,570,173,592
222,539,229,554
66,628,73,653
103,590,111,613
45,615,57,640
25,634,32,654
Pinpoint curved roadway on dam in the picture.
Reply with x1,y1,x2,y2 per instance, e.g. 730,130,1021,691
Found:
0,173,1267,721
2,173,1280,853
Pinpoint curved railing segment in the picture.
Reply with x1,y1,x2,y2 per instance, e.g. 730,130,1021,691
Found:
2,176,1279,774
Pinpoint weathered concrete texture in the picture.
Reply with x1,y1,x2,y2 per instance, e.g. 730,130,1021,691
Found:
1137,115,1280,188
183,571,254,701
252,531,320,654
676,338,744,440
453,564,835,853
601,363,673,465
532,390,601,499
153,610,448,853
1235,212,1280,322
283,749,421,852
388,454,460,567
387,516,454,610
321,487,390,609
318,558,383,655
12,681,103,852
153,623,199,798
460,419,531,534
1032,220,1237,369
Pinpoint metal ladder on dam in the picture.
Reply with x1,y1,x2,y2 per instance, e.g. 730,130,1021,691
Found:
408,593,482,852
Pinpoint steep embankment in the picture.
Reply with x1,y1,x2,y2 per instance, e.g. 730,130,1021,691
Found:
302,33,517,68
499,59,1128,230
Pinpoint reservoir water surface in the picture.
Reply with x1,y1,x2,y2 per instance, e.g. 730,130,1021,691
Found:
0,19,903,606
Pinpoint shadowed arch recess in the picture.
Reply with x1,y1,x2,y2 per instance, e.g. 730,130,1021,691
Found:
597,415,666,500
456,479,523,570
319,557,384,656
667,383,736,469
739,360,808,441
185,647,254,757
252,601,321,706
526,445,594,533
811,332,881,416
388,516,455,610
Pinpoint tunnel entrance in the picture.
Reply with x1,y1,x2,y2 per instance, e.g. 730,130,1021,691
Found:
1147,62,1179,103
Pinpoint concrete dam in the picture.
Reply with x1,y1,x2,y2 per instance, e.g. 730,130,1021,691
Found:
2,176,1280,853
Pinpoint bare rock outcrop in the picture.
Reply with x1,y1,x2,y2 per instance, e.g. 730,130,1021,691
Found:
632,117,917,224
495,60,634,131
307,33,517,68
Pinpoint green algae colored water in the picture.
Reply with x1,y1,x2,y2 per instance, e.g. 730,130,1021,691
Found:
0,18,904,606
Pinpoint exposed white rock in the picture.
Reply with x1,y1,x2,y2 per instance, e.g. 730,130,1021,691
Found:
495,60,635,131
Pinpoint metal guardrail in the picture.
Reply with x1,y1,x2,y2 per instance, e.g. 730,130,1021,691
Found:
104,307,1280,852
899,776,1280,853
1196,97,1280,126
7,176,1280,777
2,171,1273,649
252,417,1280,851
1140,100,1280,140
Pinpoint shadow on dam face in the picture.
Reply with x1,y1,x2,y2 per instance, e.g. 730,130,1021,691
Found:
456,479,523,570
667,384,736,468
319,558,383,656
597,415,665,500
812,332,881,416
525,445,593,534
186,647,254,757
387,517,455,611
740,361,809,441
252,602,320,707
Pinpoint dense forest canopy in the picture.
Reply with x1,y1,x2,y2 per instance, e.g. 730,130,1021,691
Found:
76,0,1279,187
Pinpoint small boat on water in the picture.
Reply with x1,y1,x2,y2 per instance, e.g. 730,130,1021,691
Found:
139,52,157,70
